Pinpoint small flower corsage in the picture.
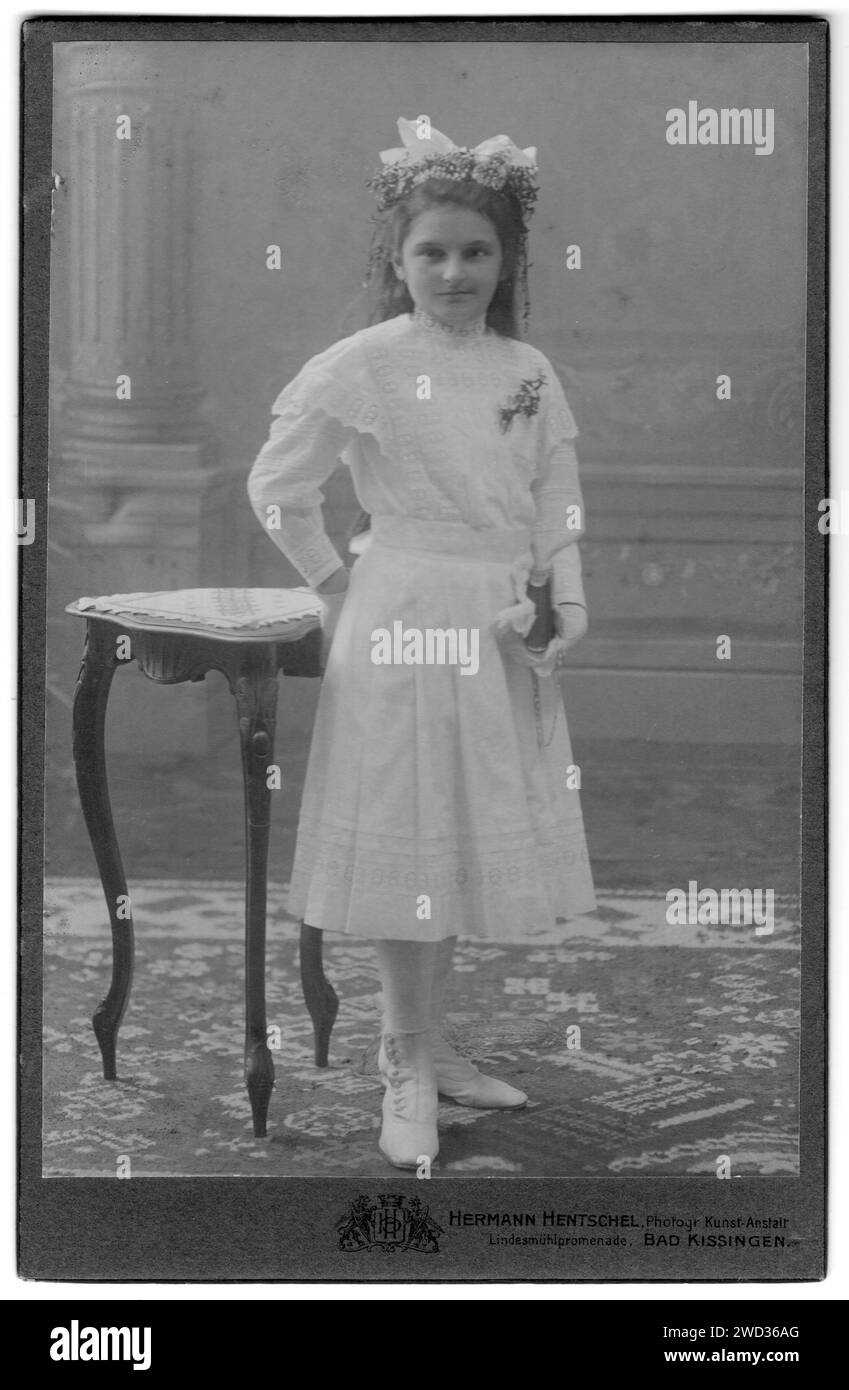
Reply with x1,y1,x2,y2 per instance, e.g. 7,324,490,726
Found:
498,373,546,433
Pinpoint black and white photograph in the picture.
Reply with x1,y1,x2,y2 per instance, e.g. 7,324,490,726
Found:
19,16,826,1282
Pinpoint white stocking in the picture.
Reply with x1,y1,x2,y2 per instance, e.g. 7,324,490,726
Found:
430,936,458,1034
374,940,439,1035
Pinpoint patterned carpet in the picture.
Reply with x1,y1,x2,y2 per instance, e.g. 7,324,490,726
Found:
42,877,800,1178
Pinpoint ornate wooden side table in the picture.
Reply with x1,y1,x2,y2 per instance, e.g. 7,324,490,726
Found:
66,588,339,1138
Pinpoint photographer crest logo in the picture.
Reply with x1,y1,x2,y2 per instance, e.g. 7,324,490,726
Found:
337,1194,443,1252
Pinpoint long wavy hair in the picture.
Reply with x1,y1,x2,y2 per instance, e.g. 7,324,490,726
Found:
363,175,530,339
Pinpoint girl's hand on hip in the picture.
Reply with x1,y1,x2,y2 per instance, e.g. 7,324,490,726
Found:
314,567,350,667
319,595,348,668
315,565,350,596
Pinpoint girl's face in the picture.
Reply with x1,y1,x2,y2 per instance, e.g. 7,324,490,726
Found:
393,206,504,327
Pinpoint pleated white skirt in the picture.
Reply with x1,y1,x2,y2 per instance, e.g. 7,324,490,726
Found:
287,517,597,940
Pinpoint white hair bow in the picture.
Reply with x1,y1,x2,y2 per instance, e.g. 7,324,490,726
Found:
379,116,537,170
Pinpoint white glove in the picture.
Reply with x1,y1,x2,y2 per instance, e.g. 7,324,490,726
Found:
498,602,587,676
553,602,588,646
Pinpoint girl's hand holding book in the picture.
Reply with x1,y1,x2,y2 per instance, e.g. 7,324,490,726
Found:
499,602,587,676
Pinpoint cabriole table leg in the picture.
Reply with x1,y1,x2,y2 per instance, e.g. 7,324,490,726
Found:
299,923,339,1067
71,619,134,1080
235,647,279,1138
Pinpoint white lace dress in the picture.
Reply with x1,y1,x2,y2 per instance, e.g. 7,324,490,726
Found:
248,307,597,940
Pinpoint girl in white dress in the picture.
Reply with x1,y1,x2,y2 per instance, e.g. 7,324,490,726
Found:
248,117,596,1169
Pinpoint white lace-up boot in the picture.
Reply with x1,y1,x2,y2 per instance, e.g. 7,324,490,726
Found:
377,1031,439,1169
430,1033,528,1108
373,941,441,1167
430,937,528,1109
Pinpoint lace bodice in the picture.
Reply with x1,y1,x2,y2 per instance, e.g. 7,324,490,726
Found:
248,311,586,608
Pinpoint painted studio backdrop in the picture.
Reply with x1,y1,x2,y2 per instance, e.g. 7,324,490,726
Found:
43,39,807,1178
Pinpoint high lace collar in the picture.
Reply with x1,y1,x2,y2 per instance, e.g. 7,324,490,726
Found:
410,306,488,339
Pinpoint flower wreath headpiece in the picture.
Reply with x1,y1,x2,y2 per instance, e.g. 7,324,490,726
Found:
363,116,540,331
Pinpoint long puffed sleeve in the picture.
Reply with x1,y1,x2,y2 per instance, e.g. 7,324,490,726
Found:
248,401,359,588
531,354,587,610
247,333,380,588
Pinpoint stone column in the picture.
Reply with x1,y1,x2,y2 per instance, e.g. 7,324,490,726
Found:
64,59,204,445
51,43,229,757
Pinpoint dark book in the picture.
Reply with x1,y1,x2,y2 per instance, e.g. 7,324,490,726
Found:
525,573,554,652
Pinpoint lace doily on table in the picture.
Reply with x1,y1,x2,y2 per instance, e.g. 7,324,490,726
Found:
74,588,323,632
